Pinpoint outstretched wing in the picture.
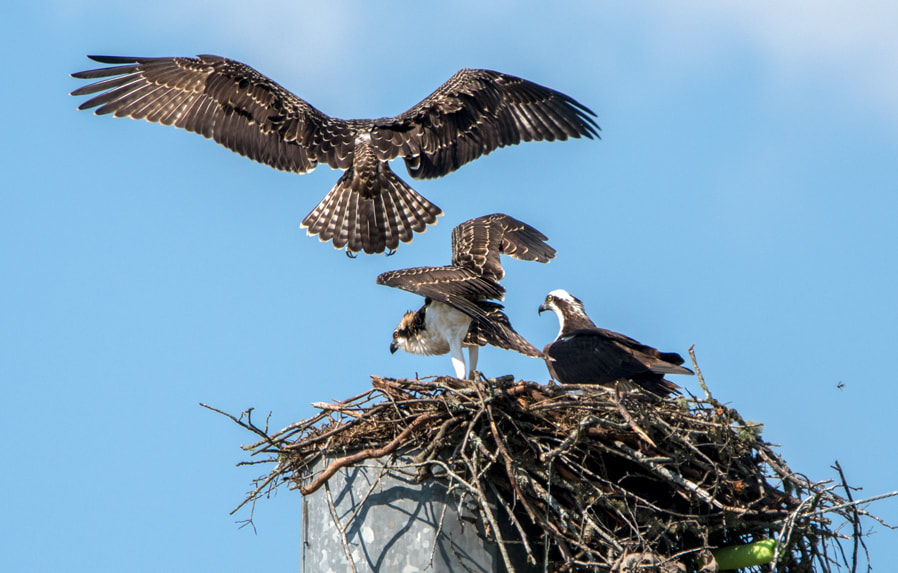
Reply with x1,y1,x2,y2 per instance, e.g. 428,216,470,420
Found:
451,213,556,282
70,55,358,173
376,266,505,323
376,68,599,179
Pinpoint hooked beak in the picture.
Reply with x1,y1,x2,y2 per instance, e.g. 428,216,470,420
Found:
390,340,398,354
538,302,550,315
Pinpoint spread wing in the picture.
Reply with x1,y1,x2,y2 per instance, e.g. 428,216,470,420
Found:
375,68,599,179
465,301,543,357
450,213,556,282
376,266,505,323
70,55,359,173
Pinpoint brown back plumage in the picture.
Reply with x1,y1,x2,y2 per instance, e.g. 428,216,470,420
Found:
72,56,598,254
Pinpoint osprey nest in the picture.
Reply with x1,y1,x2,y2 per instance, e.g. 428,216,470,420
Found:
207,355,889,572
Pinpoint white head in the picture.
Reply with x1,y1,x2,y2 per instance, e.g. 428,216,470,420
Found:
539,289,593,338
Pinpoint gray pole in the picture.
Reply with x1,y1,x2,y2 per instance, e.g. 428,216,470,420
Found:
301,452,538,572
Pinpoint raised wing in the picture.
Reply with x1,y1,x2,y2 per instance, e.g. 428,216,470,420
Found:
450,213,556,282
70,55,358,173
377,68,599,179
376,266,505,323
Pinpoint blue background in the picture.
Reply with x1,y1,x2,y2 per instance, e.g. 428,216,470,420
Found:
3,1,897,570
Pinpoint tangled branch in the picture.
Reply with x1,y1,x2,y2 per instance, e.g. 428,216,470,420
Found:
206,370,894,572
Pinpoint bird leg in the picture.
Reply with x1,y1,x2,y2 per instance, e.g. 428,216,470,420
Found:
449,340,467,379
466,346,479,380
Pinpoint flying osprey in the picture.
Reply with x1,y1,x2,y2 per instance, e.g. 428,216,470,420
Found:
70,55,599,255
538,290,692,396
378,213,555,379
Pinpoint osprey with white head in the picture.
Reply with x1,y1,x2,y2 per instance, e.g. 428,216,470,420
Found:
538,290,693,395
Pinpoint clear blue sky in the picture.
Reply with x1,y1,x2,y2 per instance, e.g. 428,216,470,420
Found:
3,1,897,570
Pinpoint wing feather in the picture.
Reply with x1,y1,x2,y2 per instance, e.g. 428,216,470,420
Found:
465,301,543,357
451,213,556,281
376,266,505,323
375,68,599,179
71,55,332,174
547,328,692,385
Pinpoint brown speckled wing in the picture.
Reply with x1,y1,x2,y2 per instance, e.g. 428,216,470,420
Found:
465,301,543,358
451,214,556,282
381,68,600,179
376,266,505,324
71,55,357,173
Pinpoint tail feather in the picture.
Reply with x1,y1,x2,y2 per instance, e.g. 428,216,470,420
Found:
302,161,442,254
465,301,543,358
337,182,361,251
377,184,405,248
384,181,415,242
633,376,681,397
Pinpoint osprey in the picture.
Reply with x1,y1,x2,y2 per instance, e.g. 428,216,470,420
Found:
70,55,599,255
538,290,692,396
378,214,555,379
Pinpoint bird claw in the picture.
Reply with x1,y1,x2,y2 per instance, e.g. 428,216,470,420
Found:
385,248,397,257
345,249,358,259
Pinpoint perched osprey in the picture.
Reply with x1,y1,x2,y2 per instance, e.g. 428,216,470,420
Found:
70,55,599,255
378,214,555,379
538,290,692,396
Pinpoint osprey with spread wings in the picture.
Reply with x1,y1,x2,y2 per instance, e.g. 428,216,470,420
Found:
71,55,598,255
378,213,554,378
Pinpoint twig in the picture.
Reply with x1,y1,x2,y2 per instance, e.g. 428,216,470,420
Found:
687,345,713,402
611,388,657,448
324,481,358,573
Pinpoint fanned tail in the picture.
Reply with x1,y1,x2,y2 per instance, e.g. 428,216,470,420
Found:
301,154,442,255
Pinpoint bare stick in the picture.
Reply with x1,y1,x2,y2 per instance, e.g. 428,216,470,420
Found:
325,481,358,573
300,413,442,495
687,345,713,401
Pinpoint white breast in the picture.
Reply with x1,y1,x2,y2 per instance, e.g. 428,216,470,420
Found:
422,301,472,355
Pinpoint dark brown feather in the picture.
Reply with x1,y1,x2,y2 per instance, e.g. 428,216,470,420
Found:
451,213,557,282
465,301,543,358
544,329,688,396
377,266,505,325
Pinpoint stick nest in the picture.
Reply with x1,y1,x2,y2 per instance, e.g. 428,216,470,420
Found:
208,358,890,572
